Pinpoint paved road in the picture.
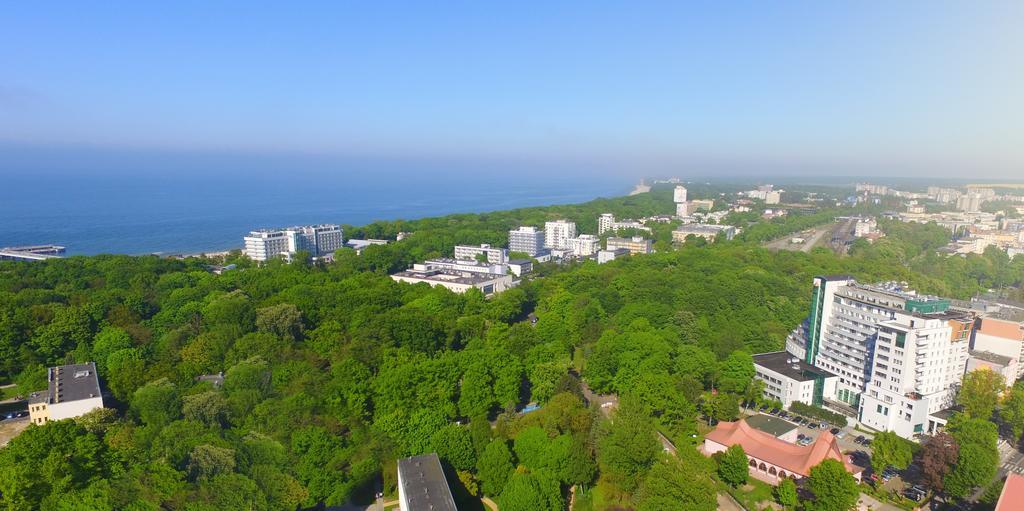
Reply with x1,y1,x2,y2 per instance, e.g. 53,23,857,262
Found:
999,439,1024,475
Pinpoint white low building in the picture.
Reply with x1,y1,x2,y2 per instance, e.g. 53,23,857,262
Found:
28,362,105,425
753,351,838,409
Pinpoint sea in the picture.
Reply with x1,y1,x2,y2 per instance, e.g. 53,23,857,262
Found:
0,167,632,256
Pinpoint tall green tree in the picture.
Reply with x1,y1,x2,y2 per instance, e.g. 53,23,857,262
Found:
957,369,1005,420
597,399,660,492
717,444,749,487
804,459,859,511
635,455,716,511
871,431,914,471
476,440,515,496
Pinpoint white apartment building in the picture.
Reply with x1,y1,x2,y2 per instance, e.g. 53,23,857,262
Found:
243,224,343,261
544,220,577,250
508,226,546,256
28,362,105,425
570,234,601,257
454,244,508,264
765,191,782,205
859,310,972,438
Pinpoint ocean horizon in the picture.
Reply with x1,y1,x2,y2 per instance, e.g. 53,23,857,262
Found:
0,167,633,256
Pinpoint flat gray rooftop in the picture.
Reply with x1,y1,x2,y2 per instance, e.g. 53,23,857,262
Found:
28,362,102,405
398,453,457,511
754,351,836,382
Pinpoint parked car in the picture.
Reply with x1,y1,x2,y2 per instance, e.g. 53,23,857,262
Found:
829,427,840,435
759,404,769,412
770,408,780,415
798,434,806,441
807,423,818,429
855,435,866,444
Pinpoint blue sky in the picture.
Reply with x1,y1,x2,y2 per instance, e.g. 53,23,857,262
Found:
2,1,1022,178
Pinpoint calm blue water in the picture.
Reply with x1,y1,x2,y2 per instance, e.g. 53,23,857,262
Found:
0,167,631,255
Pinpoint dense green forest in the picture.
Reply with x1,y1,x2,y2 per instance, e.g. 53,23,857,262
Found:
1,188,1022,511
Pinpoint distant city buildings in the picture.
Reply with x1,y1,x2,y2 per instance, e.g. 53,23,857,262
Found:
597,213,651,235
544,220,577,250
28,362,104,426
605,236,652,255
508,226,546,256
454,243,508,264
343,238,389,255
672,224,736,242
243,224,343,261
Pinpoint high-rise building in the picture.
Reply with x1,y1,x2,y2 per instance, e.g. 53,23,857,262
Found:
797,276,975,438
673,185,688,203
508,226,545,256
544,220,577,250
765,191,782,204
859,310,972,437
598,213,615,234
454,244,508,264
243,224,343,261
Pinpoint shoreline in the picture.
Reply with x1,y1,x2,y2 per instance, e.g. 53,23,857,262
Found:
13,183,640,258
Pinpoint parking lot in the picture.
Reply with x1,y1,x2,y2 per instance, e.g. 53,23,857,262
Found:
740,403,874,460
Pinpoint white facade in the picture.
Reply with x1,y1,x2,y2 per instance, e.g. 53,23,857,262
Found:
544,220,577,250
676,201,692,218
244,224,343,261
598,213,615,234
454,244,508,264
753,352,838,409
509,226,546,256
673,185,688,203
859,312,968,438
765,191,782,205
570,234,600,256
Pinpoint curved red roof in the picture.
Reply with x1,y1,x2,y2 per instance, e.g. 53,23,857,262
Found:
705,419,860,477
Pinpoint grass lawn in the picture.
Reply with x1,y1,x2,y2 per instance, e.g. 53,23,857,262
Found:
719,477,776,510
574,478,630,511
0,384,21,401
